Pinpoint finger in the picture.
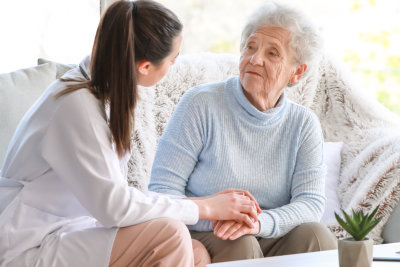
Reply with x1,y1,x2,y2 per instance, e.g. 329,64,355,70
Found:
254,201,262,214
228,195,258,221
216,188,237,195
238,203,258,222
233,191,247,197
214,221,237,239
229,224,249,240
233,190,256,202
222,222,243,240
212,220,218,228
213,220,223,233
236,190,262,213
249,205,258,221
214,220,232,234
251,199,262,214
234,194,254,206
237,213,254,228
214,221,235,238
243,193,262,213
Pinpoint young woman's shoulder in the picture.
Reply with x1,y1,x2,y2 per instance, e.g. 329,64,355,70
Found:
48,83,107,128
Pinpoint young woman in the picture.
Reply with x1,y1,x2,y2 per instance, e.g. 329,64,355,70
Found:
0,1,259,266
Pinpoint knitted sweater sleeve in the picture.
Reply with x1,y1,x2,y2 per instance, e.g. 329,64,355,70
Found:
149,88,205,196
149,88,218,231
257,112,326,238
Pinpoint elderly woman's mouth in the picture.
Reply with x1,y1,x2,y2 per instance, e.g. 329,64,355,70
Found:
246,71,263,77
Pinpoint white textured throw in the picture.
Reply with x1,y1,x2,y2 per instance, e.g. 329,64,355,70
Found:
127,52,400,243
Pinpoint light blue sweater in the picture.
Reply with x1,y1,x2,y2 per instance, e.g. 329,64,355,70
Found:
149,77,326,238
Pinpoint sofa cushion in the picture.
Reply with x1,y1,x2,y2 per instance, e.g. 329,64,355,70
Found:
321,142,343,224
37,58,76,79
0,63,57,165
382,201,400,243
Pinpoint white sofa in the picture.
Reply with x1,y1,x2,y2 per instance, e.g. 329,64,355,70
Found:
0,53,399,244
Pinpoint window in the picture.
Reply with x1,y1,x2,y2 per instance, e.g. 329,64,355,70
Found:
0,0,99,73
160,0,400,115
1,0,399,115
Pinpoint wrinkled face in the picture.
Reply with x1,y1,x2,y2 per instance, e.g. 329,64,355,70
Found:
239,26,297,99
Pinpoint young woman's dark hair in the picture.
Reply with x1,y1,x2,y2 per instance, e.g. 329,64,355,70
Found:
58,0,182,157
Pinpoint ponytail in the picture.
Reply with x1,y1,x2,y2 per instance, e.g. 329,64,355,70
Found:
58,0,182,158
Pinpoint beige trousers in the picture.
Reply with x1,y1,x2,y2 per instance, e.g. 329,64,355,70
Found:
109,217,210,267
191,222,338,263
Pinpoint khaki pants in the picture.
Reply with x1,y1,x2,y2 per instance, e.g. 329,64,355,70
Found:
110,218,207,267
191,222,338,263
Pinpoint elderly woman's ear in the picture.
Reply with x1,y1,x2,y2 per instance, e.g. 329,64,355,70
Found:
289,63,307,85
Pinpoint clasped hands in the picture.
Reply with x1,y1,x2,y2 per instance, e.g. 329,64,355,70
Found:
212,189,261,241
190,188,262,240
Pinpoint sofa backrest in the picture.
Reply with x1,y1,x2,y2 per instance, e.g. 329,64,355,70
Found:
0,62,57,166
127,52,400,243
2,54,399,243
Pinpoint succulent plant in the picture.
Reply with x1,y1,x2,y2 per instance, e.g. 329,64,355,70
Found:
334,205,382,241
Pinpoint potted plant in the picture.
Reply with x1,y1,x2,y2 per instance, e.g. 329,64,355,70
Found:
335,205,382,267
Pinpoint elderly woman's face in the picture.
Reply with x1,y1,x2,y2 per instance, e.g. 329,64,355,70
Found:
239,26,300,102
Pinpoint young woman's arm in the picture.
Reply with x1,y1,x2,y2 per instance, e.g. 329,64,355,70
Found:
41,89,257,228
41,90,198,227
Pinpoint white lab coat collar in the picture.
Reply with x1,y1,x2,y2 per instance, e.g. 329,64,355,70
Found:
61,55,91,82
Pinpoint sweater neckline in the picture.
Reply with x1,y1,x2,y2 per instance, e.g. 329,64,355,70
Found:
230,77,287,124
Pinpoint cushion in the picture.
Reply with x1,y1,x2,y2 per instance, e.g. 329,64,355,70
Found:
382,201,400,243
38,58,76,79
321,141,343,224
0,63,57,165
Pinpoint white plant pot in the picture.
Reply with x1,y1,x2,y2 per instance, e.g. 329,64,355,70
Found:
338,237,373,267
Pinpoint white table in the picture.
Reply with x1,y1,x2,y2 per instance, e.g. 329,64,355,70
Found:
207,243,400,267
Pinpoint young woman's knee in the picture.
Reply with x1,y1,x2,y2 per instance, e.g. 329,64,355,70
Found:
192,239,211,266
153,217,192,241
110,218,193,266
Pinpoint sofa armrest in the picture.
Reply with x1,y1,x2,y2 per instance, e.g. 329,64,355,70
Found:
336,134,400,243
382,200,400,243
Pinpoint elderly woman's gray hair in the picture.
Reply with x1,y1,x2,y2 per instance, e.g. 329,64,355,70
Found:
240,1,322,77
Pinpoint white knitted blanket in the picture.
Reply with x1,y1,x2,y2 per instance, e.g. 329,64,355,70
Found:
127,53,400,243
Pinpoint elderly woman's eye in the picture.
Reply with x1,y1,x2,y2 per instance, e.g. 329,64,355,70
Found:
269,51,279,57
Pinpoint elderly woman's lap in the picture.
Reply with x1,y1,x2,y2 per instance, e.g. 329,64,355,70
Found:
190,231,263,263
191,222,337,263
258,222,338,257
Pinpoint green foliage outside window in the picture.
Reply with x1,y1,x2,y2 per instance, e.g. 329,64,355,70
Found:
346,0,400,116
162,0,400,116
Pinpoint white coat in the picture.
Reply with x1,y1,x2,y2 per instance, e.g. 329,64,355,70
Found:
0,56,199,267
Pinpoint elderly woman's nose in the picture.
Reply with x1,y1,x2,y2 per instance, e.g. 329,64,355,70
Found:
250,52,263,66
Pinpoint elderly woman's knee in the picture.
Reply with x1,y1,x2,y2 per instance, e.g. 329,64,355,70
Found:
291,222,338,250
212,235,263,262
230,235,260,250
295,222,332,236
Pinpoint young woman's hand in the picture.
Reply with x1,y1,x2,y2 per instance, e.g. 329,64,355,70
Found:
212,219,260,240
191,191,259,228
213,189,262,214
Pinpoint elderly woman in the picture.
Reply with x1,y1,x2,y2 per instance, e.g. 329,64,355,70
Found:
149,1,337,263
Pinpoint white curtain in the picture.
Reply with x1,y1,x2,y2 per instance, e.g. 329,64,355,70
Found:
101,0,119,14
0,0,100,73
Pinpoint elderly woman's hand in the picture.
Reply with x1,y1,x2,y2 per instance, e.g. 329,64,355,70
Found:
191,191,260,228
212,219,260,240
